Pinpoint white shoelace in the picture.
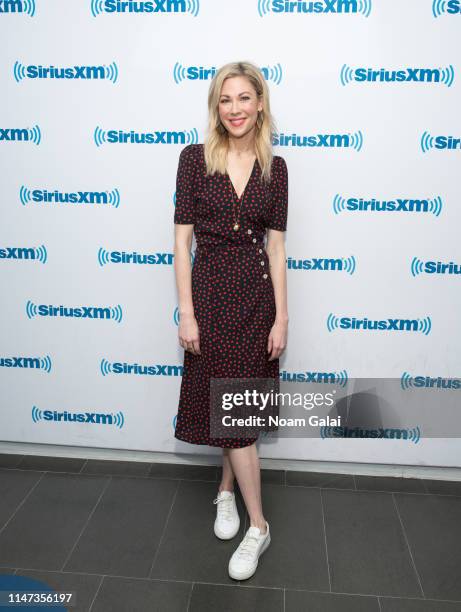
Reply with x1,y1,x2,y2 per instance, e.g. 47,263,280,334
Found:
236,533,260,560
213,495,234,522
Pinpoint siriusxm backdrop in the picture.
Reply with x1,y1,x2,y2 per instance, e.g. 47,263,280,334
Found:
1,0,460,467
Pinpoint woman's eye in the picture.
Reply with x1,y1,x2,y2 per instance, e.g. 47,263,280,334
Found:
220,97,250,103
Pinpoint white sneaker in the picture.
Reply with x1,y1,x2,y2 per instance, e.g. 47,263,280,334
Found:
213,490,240,540
228,521,271,580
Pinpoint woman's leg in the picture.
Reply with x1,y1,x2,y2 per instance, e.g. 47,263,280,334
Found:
219,448,235,492
228,442,267,534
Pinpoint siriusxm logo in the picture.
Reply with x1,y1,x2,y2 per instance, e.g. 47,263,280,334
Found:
333,195,443,216
0,245,47,263
327,314,432,335
258,0,371,17
90,0,199,17
94,126,198,146
98,248,174,266
13,61,118,83
401,372,461,390
173,63,283,85
287,256,355,274
280,369,348,386
421,131,461,152
32,406,125,428
340,64,454,87
411,257,460,276
1,355,51,372
273,130,363,150
100,359,183,376
0,125,41,144
0,0,35,15
26,301,124,323
20,186,121,208
432,0,461,17
321,425,421,443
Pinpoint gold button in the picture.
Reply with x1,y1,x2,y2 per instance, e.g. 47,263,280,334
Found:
263,273,268,279
247,229,252,234
252,238,257,243
260,261,265,266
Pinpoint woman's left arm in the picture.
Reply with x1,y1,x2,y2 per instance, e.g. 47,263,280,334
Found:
266,229,288,361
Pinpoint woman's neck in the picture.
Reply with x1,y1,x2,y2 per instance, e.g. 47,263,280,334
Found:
227,131,256,157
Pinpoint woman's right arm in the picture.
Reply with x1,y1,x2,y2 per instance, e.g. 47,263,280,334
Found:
174,224,201,355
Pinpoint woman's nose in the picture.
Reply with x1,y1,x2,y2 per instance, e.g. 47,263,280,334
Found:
231,99,240,113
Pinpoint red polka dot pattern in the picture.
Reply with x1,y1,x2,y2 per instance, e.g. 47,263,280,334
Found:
174,144,288,448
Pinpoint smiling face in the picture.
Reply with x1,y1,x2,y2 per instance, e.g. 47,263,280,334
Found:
218,75,263,140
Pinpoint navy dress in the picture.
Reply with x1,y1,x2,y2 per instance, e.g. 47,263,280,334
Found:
173,143,288,448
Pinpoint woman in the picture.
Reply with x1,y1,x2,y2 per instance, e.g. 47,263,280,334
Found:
173,60,288,581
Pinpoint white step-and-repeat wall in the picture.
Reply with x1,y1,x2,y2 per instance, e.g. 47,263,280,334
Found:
1,0,460,467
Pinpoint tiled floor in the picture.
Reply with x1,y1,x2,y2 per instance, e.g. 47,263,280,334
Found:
0,453,460,611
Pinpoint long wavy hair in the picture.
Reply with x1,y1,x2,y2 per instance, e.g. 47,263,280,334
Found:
203,61,277,184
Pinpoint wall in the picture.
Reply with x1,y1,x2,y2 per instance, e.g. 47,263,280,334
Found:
1,0,460,466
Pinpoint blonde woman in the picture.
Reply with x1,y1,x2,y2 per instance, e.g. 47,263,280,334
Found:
173,61,288,580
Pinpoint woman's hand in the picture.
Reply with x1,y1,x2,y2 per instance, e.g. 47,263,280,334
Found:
267,318,288,361
178,313,201,355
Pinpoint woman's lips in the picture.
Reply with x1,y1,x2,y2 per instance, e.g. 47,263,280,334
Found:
229,118,246,127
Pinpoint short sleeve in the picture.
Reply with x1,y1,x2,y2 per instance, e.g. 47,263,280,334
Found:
267,156,288,231
174,144,197,225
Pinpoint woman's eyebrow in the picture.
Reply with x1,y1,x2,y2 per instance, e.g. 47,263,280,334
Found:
220,91,252,98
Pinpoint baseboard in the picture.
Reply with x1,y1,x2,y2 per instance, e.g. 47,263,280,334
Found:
1,441,460,482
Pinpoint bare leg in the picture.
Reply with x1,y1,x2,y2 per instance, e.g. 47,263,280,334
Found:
219,448,235,492
228,442,267,534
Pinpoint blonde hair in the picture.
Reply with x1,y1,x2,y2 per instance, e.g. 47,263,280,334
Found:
204,61,277,183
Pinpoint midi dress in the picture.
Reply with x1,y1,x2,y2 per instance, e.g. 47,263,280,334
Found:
173,143,288,448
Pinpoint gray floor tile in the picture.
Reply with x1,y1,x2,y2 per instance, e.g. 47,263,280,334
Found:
64,477,178,578
1,455,459,612
355,476,426,494
0,472,109,570
150,480,245,585
423,480,461,497
260,469,285,485
82,459,151,477
394,493,461,600
189,583,283,612
0,454,24,469
241,484,330,590
149,462,218,481
14,569,102,612
322,489,421,597
380,597,461,611
0,468,43,528
91,577,192,612
285,589,380,611
16,455,86,473
286,471,355,490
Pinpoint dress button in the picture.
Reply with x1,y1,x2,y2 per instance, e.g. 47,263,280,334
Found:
252,238,257,243
263,273,268,279
247,229,252,234
260,261,265,266
258,249,262,254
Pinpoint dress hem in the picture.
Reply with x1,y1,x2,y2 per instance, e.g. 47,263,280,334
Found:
174,431,259,449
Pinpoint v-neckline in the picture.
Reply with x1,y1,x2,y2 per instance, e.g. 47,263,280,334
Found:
227,158,257,201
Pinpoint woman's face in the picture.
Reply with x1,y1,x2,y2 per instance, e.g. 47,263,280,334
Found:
218,76,263,140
